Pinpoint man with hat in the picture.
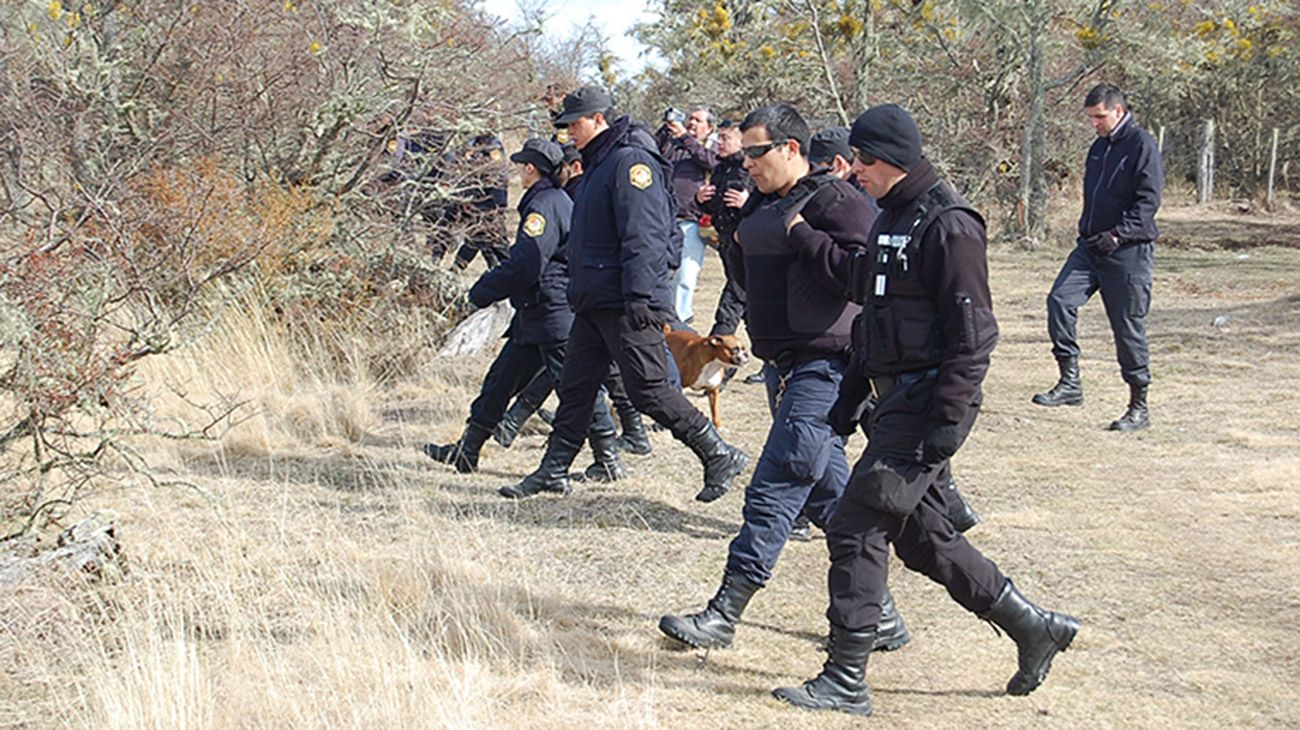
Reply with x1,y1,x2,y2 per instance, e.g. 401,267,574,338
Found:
500,86,748,501
423,138,624,482
773,104,1078,716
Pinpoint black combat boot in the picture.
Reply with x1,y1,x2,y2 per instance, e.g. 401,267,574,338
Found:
421,423,491,473
493,400,534,448
1109,383,1150,432
498,434,582,499
681,423,750,503
580,423,628,482
772,624,874,716
614,407,652,456
872,589,911,652
946,479,981,533
978,580,1080,696
658,573,761,649
1032,356,1084,407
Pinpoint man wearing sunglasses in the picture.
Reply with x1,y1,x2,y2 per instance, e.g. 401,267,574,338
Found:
773,104,1078,716
499,86,749,502
660,104,914,656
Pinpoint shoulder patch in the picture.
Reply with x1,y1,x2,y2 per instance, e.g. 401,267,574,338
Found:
628,163,654,190
522,212,546,238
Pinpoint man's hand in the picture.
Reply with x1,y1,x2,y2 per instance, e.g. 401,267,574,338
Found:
624,301,660,331
922,420,963,464
722,187,749,209
697,184,717,204
1084,231,1120,258
786,212,806,234
667,120,687,138
828,392,869,437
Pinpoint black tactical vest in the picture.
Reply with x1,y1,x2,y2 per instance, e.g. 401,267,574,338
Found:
738,175,859,360
852,181,983,376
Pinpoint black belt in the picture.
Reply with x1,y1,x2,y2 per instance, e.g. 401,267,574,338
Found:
869,375,896,399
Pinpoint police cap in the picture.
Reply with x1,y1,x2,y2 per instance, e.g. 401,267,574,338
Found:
553,86,613,127
509,138,564,175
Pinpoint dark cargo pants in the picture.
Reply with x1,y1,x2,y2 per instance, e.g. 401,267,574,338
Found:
467,338,616,439
1046,241,1154,386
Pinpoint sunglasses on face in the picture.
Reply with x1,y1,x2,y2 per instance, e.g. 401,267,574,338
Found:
852,148,878,166
741,139,786,159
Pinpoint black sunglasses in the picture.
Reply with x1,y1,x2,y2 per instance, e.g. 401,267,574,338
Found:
852,148,878,166
742,139,787,159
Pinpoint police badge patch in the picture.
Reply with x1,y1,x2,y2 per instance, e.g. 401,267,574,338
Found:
629,163,653,190
523,212,546,238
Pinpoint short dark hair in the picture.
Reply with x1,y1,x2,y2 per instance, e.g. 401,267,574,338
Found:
1085,83,1126,110
740,104,810,158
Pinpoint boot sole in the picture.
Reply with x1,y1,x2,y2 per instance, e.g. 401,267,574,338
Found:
658,617,732,649
1030,395,1083,407
1008,615,1079,696
771,688,872,716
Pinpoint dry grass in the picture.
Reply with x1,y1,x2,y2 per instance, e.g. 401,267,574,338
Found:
2,204,1299,728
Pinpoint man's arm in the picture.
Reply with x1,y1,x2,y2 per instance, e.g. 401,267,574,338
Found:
1112,133,1163,243
468,209,553,307
613,152,674,305
674,135,718,171
785,185,875,296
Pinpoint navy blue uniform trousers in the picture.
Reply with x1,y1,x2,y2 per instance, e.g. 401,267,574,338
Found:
1047,242,1154,386
725,357,849,586
468,338,615,438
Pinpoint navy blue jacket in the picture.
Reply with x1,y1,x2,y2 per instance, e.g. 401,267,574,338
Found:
468,178,574,344
1078,114,1163,245
568,116,677,315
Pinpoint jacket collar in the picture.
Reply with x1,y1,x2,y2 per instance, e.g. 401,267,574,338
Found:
581,115,631,170
1107,111,1134,143
518,176,556,212
876,158,940,212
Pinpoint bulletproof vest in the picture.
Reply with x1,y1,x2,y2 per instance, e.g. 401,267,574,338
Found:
738,174,858,355
852,180,982,375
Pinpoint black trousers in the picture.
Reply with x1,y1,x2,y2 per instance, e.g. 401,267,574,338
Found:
1046,242,1153,386
709,242,747,337
551,310,708,445
468,338,615,439
825,370,1006,631
507,361,639,423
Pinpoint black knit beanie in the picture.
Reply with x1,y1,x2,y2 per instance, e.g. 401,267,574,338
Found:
849,104,923,172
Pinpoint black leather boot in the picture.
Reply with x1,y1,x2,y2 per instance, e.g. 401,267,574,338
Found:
421,422,491,473
1032,356,1084,407
498,434,582,499
978,580,1079,696
614,407,652,456
681,423,749,503
872,589,911,652
772,624,874,716
580,423,628,482
946,479,981,533
658,573,761,649
493,400,534,448
1109,383,1150,432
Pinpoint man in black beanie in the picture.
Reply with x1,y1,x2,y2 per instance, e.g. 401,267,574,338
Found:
773,104,1078,716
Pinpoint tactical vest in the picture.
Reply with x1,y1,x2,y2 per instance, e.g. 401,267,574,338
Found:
738,174,859,360
852,181,983,376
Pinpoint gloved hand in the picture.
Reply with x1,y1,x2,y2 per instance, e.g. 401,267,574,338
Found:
1084,230,1120,258
827,372,872,437
624,301,660,331
922,420,964,464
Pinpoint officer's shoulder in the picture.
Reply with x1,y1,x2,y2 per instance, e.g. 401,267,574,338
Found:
934,207,986,240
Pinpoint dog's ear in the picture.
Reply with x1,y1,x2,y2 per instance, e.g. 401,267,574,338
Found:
707,336,723,347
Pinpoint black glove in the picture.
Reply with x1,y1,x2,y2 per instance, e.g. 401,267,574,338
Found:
1084,231,1120,258
827,371,872,437
922,420,963,464
624,301,660,331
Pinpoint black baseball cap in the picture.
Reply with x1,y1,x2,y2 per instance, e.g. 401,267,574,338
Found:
809,126,852,165
553,86,613,127
509,138,564,175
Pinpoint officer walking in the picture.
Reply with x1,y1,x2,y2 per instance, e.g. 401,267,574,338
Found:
499,87,748,501
422,138,624,482
773,105,1078,716
659,104,910,654
1033,83,1163,431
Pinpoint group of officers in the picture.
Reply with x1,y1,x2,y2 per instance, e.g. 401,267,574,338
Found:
420,81,1163,716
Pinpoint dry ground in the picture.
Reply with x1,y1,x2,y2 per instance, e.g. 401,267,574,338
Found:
3,203,1298,728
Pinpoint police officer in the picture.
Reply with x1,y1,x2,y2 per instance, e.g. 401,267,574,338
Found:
423,138,624,482
659,104,910,655
1033,83,1163,432
773,105,1078,716
696,118,751,339
500,87,748,501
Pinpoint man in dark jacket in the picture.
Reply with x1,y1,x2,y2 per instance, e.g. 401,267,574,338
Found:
696,119,751,339
659,104,914,655
499,87,748,501
658,106,718,324
773,104,1078,716
422,139,624,480
1033,83,1163,431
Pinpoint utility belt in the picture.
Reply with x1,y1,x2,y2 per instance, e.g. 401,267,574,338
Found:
869,367,939,400
769,347,848,373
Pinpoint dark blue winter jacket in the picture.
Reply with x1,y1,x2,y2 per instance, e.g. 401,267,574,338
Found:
1078,114,1163,246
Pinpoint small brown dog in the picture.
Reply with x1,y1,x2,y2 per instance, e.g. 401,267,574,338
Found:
663,325,751,427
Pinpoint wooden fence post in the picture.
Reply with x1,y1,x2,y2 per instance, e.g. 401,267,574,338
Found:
1197,119,1215,204
1157,125,1165,155
1267,127,1279,208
